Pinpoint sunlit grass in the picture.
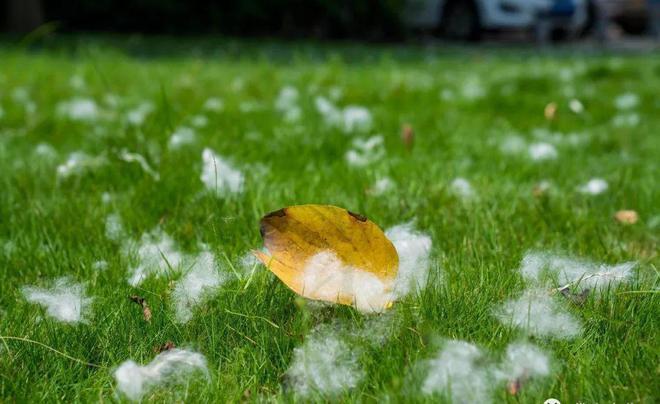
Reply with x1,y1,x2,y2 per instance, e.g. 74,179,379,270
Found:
0,39,658,402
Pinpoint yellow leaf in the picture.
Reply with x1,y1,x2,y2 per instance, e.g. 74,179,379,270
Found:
254,204,399,312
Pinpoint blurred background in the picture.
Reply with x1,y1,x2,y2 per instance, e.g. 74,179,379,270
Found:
3,0,659,44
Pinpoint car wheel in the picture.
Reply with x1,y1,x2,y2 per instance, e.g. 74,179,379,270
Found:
440,0,481,41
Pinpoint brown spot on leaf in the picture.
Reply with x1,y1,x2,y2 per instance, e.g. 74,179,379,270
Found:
264,208,287,219
347,210,367,222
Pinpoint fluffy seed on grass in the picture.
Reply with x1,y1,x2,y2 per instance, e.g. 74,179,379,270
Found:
172,251,225,323
105,213,124,242
22,278,93,324
422,340,492,403
528,142,558,161
569,99,584,114
368,177,395,196
495,289,582,339
168,127,196,150
125,229,184,286
56,98,99,121
119,150,160,181
287,327,364,397
385,223,433,298
126,102,154,126
114,348,208,401
450,177,475,200
342,106,372,133
577,178,608,195
615,92,639,110
191,114,208,128
92,260,108,271
345,135,385,167
520,251,637,292
56,152,106,179
200,148,244,195
496,343,550,395
203,97,224,112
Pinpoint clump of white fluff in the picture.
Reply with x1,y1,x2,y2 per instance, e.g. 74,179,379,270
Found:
105,213,124,242
302,251,394,313
57,98,99,121
119,150,160,180
172,251,226,323
422,340,492,403
578,178,608,195
21,278,93,324
287,327,364,397
56,152,106,179
520,251,636,291
345,135,385,167
614,92,639,110
200,148,244,195
494,342,550,383
369,176,395,195
342,106,372,133
421,340,552,402
528,142,558,161
114,348,208,401
125,229,184,286
385,223,433,298
126,102,154,126
204,97,224,112
168,127,196,150
495,289,582,339
314,96,372,133
450,177,475,200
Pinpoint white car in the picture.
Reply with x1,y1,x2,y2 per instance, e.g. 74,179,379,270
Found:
405,0,588,40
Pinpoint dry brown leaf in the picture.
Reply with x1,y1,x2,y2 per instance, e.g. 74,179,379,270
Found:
401,124,414,150
129,295,152,322
154,341,176,353
544,102,557,120
615,210,639,224
254,204,399,312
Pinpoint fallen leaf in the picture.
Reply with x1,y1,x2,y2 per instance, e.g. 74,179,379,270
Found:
254,204,398,312
401,124,414,150
544,102,557,120
129,295,152,322
154,341,176,353
615,210,639,224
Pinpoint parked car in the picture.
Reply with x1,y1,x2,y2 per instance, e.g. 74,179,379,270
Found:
405,0,589,40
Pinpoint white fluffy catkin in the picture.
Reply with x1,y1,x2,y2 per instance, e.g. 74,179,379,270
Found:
114,348,208,401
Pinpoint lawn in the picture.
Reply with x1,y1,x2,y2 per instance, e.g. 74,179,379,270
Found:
0,37,658,403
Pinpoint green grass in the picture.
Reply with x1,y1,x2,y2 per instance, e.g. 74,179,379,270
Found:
0,37,658,403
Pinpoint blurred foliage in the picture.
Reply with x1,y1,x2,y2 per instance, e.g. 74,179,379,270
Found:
41,0,407,39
